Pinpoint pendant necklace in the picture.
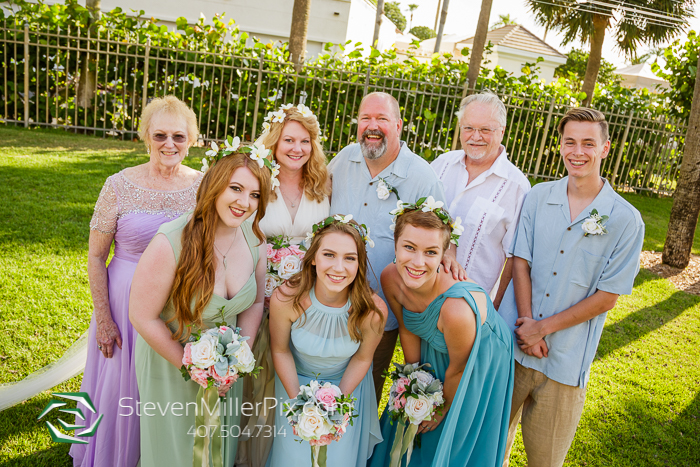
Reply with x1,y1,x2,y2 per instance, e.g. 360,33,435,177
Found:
214,228,238,270
281,187,303,208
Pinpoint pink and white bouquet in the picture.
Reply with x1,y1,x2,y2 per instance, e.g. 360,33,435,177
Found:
384,362,444,467
265,234,306,298
283,380,356,467
180,312,261,391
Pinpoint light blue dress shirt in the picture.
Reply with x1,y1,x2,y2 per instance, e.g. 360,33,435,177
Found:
498,177,644,387
328,142,446,330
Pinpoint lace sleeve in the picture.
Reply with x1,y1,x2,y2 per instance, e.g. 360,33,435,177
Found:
89,177,119,234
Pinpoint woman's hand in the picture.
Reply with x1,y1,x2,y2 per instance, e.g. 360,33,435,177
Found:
217,380,235,397
418,411,446,433
95,318,122,358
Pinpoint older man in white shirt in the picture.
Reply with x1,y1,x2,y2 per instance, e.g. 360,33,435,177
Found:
431,92,530,308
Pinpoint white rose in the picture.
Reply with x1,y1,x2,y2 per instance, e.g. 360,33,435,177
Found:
409,370,435,388
582,218,599,235
265,274,282,297
296,403,333,439
376,182,390,200
233,341,256,373
405,395,434,425
430,391,444,407
190,334,219,369
278,255,302,280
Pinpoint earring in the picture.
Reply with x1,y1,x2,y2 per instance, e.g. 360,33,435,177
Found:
437,265,441,273
393,257,396,264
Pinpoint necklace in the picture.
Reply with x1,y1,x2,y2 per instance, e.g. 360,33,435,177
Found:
213,228,238,270
280,187,303,208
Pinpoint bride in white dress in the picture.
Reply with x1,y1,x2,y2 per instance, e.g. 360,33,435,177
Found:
237,103,330,467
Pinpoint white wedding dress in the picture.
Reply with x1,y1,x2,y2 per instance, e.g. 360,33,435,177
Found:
259,187,330,245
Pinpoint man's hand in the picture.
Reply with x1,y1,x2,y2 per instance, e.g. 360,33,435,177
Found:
514,316,546,348
441,248,467,281
520,339,549,359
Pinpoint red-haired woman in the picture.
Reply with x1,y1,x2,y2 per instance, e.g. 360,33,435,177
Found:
130,151,270,466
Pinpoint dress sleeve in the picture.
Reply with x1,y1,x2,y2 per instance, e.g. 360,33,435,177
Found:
89,177,119,234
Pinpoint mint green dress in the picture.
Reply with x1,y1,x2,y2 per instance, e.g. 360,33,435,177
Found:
135,214,259,467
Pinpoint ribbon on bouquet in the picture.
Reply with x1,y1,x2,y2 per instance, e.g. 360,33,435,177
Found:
310,445,328,467
192,386,223,467
389,418,419,467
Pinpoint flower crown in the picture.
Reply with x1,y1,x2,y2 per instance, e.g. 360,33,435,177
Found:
305,214,375,248
202,135,280,190
261,103,315,134
389,196,464,246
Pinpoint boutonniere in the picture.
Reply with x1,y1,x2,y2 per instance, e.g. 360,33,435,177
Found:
376,177,400,200
582,209,608,236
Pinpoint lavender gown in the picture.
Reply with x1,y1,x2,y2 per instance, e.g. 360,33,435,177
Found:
70,170,201,467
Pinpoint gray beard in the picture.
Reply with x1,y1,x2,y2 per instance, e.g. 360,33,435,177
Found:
360,137,388,160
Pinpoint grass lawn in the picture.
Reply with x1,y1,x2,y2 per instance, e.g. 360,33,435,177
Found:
1,125,699,466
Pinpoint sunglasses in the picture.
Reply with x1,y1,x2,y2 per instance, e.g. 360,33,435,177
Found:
152,133,187,143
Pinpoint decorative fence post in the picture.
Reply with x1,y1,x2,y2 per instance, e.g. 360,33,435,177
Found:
141,38,151,115
251,51,264,141
533,97,557,178
23,23,29,128
611,109,634,187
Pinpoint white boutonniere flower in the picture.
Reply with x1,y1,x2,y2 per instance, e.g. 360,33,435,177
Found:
376,177,400,201
582,209,608,236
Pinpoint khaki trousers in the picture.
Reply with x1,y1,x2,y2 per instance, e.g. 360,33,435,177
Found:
503,361,587,467
372,328,399,404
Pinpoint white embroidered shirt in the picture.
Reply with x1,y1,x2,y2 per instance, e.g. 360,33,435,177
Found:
431,147,530,295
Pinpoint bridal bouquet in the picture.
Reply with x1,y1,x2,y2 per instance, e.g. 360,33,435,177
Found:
180,316,261,390
283,380,356,467
384,362,444,467
265,234,306,298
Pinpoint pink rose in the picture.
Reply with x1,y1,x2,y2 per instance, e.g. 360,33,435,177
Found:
190,367,210,388
276,247,291,260
182,344,193,366
395,377,410,395
266,243,275,260
315,387,341,411
288,245,305,257
218,325,230,333
393,395,407,410
292,425,299,436
309,433,336,446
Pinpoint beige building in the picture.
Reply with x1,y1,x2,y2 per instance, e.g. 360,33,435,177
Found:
401,25,567,83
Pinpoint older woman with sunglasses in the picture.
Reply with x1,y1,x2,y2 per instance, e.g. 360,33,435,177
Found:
70,96,203,467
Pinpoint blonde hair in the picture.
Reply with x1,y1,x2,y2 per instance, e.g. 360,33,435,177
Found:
557,107,609,142
261,107,329,203
167,153,271,341
138,96,199,151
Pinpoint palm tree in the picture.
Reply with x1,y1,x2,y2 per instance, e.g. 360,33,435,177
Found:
433,0,451,53
663,53,700,269
77,0,101,108
464,0,495,91
526,0,694,107
490,13,517,30
289,0,312,71
407,3,419,32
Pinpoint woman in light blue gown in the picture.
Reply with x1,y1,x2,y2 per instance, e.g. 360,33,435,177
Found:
267,217,387,467
368,204,514,467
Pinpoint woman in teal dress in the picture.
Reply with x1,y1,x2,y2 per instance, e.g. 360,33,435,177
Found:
368,202,514,467
266,217,387,467
130,151,271,467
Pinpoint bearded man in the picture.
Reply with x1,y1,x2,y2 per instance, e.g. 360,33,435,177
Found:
328,92,448,402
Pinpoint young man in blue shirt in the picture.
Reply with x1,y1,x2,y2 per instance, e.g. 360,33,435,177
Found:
498,108,644,466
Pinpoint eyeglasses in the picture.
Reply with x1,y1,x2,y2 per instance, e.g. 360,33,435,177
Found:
460,126,502,136
152,133,187,143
